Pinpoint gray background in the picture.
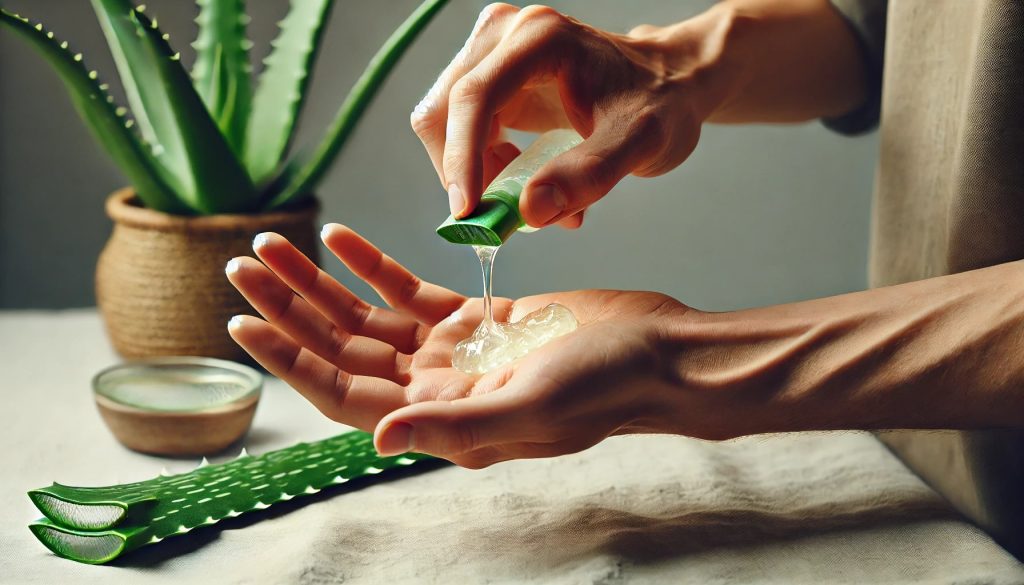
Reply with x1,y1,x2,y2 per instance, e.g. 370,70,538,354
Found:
0,0,878,311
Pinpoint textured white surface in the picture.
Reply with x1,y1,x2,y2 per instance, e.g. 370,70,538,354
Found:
2,310,1023,584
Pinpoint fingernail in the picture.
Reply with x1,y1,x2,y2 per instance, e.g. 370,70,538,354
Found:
447,184,465,218
377,422,414,456
227,315,244,331
252,232,270,250
529,184,566,225
320,224,333,241
224,258,241,276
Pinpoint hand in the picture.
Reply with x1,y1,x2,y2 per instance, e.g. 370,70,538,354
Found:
226,225,696,468
412,3,722,228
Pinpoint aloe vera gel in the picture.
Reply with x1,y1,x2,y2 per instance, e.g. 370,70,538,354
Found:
441,130,582,374
452,246,578,374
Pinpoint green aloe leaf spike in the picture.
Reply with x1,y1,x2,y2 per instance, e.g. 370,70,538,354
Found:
0,9,188,214
90,0,191,197
265,0,449,210
126,8,257,213
244,0,334,186
28,431,432,564
192,0,252,156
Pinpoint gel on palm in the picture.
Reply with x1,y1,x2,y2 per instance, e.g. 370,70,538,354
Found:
440,130,583,374
452,246,578,374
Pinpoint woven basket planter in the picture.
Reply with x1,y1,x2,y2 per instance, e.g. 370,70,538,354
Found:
96,188,320,361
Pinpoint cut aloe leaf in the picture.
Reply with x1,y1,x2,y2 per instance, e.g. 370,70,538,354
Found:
29,522,150,566
265,0,448,209
0,9,188,213
28,431,431,564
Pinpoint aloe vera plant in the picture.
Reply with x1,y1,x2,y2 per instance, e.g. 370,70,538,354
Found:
0,0,448,214
28,430,431,564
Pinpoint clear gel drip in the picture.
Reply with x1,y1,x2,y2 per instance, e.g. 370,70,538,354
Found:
452,246,578,374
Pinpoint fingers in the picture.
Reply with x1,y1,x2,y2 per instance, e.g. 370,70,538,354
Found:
373,388,547,458
556,209,585,230
482,140,521,187
410,3,520,214
321,224,465,326
441,5,570,218
520,114,663,227
226,256,408,381
250,232,424,354
227,316,406,431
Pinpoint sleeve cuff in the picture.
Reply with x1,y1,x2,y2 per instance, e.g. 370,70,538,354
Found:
821,0,888,135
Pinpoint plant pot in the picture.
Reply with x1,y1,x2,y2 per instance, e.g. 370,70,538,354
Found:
96,188,320,362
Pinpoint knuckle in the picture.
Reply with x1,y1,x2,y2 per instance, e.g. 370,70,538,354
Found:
397,273,423,306
409,108,440,136
628,23,658,37
514,5,569,47
324,370,350,422
327,325,353,361
442,149,469,176
480,2,518,23
450,74,488,104
517,5,565,27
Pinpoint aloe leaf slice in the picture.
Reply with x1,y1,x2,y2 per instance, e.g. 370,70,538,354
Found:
264,0,448,210
243,0,334,186
28,431,431,564
192,0,251,156
0,9,188,213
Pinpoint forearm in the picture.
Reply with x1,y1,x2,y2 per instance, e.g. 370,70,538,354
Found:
662,261,1024,438
640,0,868,123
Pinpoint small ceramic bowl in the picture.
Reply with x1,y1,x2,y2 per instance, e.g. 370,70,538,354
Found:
93,357,263,456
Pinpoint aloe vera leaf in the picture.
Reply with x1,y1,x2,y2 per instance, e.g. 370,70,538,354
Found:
243,0,333,186
265,0,448,210
28,431,431,564
125,9,258,213
0,9,189,213
192,0,251,156
90,0,191,196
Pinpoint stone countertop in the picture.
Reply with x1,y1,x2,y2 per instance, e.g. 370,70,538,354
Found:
2,309,1023,584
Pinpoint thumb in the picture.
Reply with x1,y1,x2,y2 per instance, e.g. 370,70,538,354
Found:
519,120,657,228
373,391,539,458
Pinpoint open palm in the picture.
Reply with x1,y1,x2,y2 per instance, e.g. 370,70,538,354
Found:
227,224,688,466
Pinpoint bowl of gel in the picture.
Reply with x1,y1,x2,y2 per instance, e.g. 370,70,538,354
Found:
93,357,263,456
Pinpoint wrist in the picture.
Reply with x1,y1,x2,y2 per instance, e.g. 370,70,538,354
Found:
640,0,870,124
625,5,744,123
649,307,793,440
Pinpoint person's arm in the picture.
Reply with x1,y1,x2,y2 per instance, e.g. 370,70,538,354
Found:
660,260,1024,440
414,1,870,224
226,229,1024,467
667,0,869,123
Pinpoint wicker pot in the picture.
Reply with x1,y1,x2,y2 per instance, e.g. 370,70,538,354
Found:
96,188,320,361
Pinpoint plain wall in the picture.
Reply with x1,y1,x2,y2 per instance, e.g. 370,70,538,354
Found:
0,0,878,312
